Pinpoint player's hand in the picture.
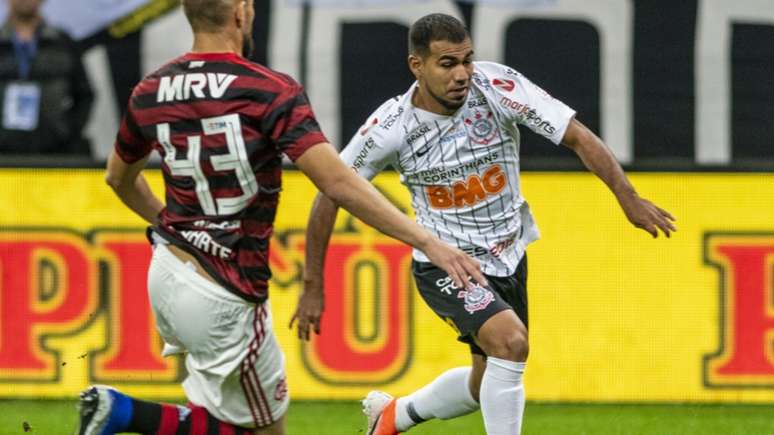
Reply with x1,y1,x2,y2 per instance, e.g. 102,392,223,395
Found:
289,279,324,341
421,237,487,289
618,193,677,238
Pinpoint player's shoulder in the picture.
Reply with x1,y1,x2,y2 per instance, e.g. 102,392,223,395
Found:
363,93,411,140
472,61,527,93
134,53,187,86
473,61,523,79
127,56,181,104
471,61,530,101
371,94,405,115
229,58,302,92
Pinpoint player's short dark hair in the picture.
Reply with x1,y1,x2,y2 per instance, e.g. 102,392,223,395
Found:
182,0,234,33
409,13,469,58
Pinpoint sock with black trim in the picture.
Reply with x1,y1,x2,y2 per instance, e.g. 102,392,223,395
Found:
394,366,479,432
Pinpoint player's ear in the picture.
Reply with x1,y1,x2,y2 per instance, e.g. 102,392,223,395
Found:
408,54,423,79
235,0,247,30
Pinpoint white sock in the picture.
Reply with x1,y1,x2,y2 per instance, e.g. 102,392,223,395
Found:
394,366,479,431
480,357,526,435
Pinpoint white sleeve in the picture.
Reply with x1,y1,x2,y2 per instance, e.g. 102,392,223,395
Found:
476,62,576,145
339,103,401,181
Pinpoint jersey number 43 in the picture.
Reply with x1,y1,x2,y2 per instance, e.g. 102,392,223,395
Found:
157,114,258,216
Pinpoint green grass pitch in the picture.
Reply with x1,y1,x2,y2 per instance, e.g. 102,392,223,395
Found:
1,400,773,434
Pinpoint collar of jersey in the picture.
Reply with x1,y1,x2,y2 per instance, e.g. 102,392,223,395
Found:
183,51,242,62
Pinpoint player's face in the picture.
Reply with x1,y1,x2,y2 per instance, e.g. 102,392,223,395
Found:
414,38,474,113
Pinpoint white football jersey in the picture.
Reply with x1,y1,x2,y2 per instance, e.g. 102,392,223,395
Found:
340,61,576,276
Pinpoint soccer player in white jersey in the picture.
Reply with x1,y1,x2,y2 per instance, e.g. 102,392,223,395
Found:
294,13,676,435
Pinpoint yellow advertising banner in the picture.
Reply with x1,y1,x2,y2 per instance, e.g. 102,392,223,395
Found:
1,168,774,403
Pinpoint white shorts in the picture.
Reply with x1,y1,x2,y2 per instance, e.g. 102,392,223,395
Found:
147,244,288,428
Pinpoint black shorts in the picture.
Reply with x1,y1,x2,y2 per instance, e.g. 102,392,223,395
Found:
412,255,527,356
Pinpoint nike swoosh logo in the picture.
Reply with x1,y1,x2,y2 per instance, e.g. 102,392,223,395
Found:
415,145,432,157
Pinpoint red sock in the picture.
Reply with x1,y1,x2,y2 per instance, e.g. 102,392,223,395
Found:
128,398,253,434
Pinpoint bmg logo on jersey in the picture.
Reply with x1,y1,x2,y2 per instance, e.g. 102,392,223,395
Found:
425,164,507,209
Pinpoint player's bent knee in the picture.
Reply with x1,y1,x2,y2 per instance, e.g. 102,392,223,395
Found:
476,310,529,362
494,330,528,362
508,330,529,361
477,328,528,362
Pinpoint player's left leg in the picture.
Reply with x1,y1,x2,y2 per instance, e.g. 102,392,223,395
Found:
474,309,528,435
473,253,529,435
76,385,256,434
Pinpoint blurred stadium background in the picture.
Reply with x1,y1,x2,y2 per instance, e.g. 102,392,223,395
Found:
2,0,774,433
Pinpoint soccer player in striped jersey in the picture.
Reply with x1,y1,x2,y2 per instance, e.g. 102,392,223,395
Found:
299,13,676,435
75,2,485,435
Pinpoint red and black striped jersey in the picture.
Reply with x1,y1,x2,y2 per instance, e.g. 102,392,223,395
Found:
114,52,327,302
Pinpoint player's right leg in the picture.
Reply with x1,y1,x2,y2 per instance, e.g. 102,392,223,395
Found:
150,243,289,433
366,257,529,434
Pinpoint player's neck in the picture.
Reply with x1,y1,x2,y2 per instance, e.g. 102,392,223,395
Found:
412,86,456,117
191,32,242,56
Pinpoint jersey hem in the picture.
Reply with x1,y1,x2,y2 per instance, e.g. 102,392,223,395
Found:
146,226,268,304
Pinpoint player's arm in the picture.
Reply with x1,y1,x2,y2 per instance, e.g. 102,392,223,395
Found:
105,93,163,224
289,191,338,340
105,151,163,224
296,143,486,282
561,119,676,238
292,143,486,340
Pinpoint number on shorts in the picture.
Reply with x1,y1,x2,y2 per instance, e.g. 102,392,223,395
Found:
157,114,259,216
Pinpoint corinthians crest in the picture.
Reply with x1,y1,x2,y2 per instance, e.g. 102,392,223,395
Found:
458,284,495,314
464,110,497,145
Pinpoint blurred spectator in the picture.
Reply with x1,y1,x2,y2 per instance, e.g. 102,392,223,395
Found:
0,0,93,156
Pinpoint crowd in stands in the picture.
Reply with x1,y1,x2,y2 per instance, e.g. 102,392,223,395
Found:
0,0,93,157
